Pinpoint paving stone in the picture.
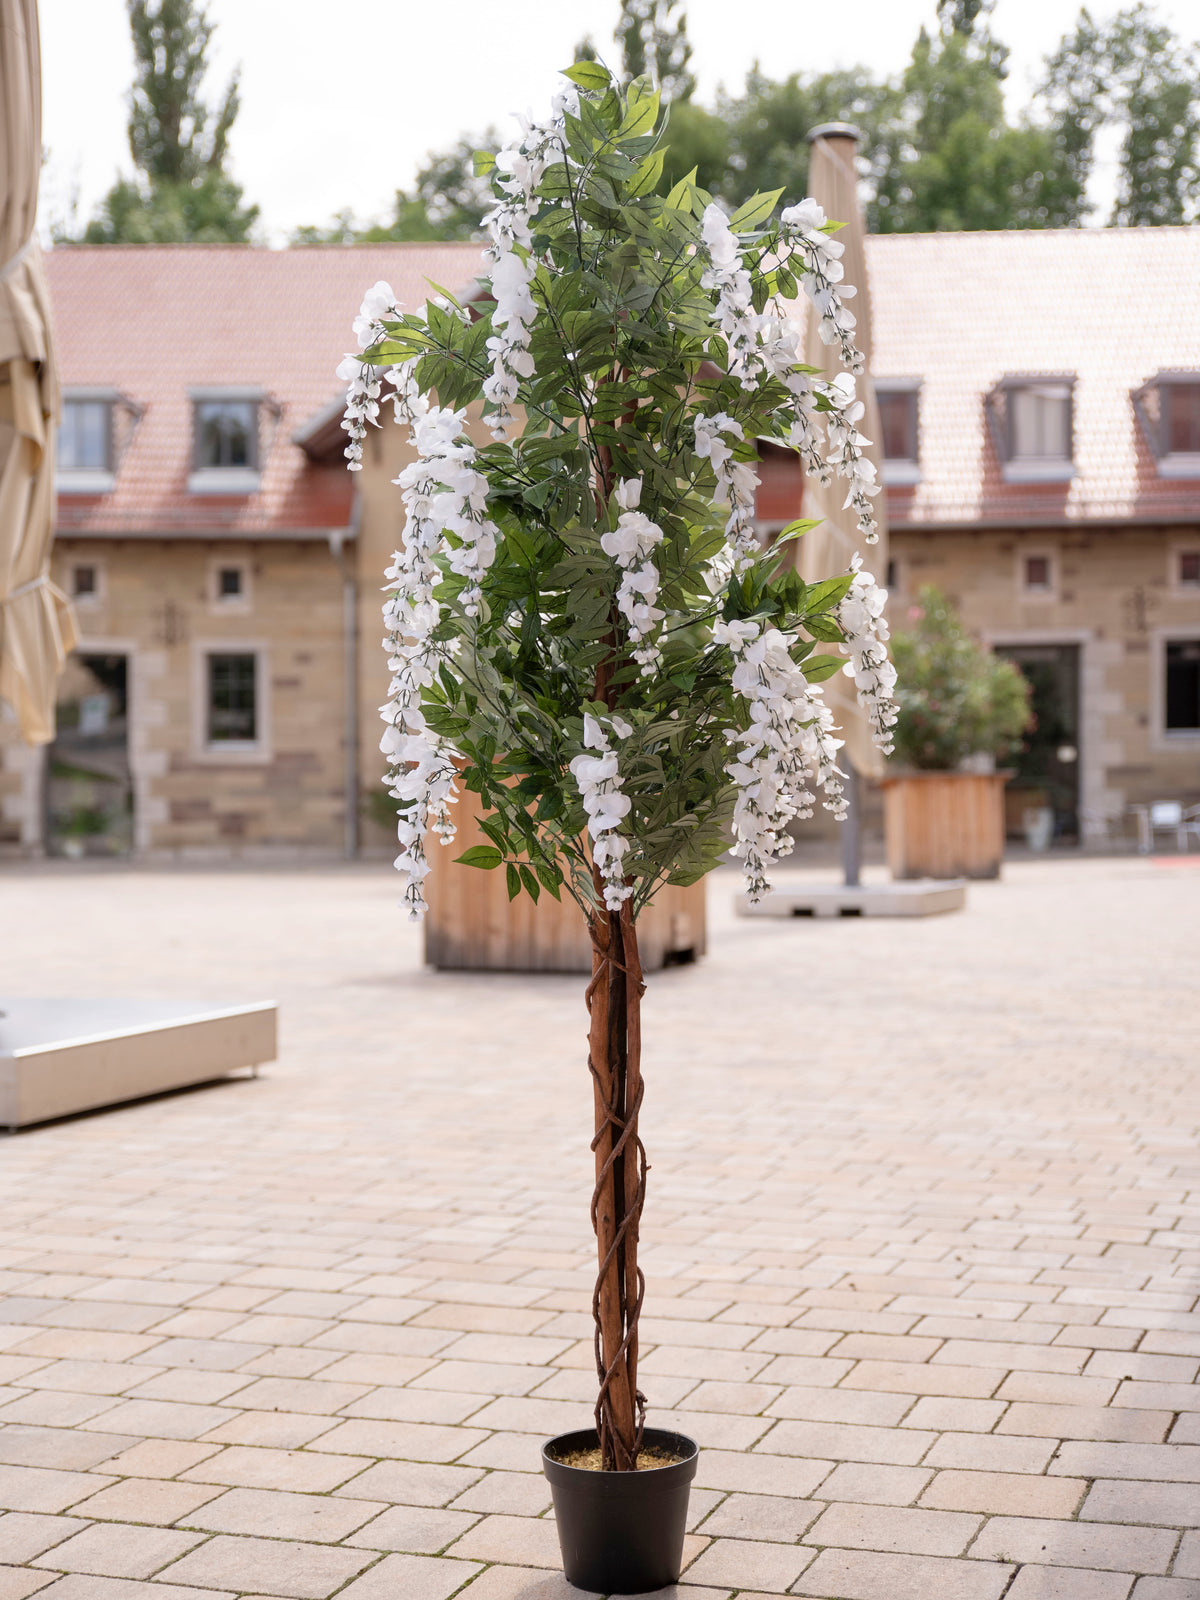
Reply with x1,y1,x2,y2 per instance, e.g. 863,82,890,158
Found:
333,1460,485,1506
179,1486,383,1542
180,1447,368,1493
678,1536,812,1591
1131,1581,1200,1599
1049,1445,1200,1483
761,1420,935,1466
19,1580,230,1600
30,1524,205,1579
691,1449,833,1497
154,1534,376,1597
345,1504,480,1552
443,1512,561,1567
66,1481,222,1525
448,1472,551,1515
901,1398,1006,1433
969,1516,1176,1573
335,1553,483,1600
0,1469,115,1515
1004,1566,1135,1599
86,1443,216,1479
76,1403,227,1442
1081,1479,1200,1527
792,1547,1014,1599
693,1492,822,1541
0,1516,89,1565
0,1432,137,1474
0,1567,55,1600
999,1404,1174,1443
816,1462,932,1505
921,1470,1086,1518
310,1420,486,1462
455,1568,601,1600
805,1501,981,1556
1173,1531,1200,1577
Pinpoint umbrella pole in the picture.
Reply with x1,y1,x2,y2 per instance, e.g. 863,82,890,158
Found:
842,759,861,888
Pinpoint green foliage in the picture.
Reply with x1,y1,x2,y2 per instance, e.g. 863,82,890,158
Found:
68,0,256,244
1041,4,1200,226
889,588,1031,770
616,0,695,102
364,70,869,916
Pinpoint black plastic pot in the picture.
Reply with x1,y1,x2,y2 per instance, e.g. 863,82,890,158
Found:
542,1427,699,1594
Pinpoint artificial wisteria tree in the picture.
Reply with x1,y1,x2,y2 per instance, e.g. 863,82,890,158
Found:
340,61,896,1471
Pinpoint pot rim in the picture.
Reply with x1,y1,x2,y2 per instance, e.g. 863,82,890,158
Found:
542,1426,698,1495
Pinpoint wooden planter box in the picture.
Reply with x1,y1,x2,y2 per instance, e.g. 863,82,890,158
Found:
881,771,1011,880
423,784,706,973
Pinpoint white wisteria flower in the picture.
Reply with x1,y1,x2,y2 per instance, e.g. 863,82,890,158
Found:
699,204,766,390
600,478,666,675
569,712,635,911
693,414,760,573
836,556,899,751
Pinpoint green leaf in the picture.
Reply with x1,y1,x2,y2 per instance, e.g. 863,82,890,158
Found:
665,168,698,211
775,517,822,546
802,654,844,682
563,60,612,92
624,147,665,199
473,149,496,177
456,845,503,870
619,86,660,139
518,864,541,903
729,189,785,231
505,862,522,901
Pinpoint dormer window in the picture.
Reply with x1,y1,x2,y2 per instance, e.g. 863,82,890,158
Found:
875,379,921,486
57,390,118,494
188,388,264,495
1134,372,1200,478
991,375,1075,483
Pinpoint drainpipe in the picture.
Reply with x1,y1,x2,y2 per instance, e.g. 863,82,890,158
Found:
329,508,359,859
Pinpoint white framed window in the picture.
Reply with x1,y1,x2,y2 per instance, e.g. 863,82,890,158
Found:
874,379,921,486
191,641,271,762
991,376,1076,483
69,560,106,607
207,557,252,613
1135,373,1200,479
1018,547,1058,600
56,389,119,494
1168,542,1200,593
188,388,264,495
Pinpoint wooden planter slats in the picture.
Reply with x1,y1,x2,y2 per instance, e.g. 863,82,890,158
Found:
881,771,1010,880
423,781,706,972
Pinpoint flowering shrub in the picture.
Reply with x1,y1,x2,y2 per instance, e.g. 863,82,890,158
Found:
340,62,895,922
890,587,1031,770
338,59,898,1472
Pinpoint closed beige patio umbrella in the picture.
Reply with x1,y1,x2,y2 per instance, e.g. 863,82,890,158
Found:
798,123,889,784
0,0,76,745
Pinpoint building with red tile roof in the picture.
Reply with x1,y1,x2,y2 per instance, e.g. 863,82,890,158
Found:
0,231,1197,860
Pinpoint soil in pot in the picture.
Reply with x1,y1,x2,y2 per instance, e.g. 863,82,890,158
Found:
543,1427,698,1594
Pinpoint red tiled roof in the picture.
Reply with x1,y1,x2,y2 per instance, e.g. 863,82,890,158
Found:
46,243,486,536
48,228,1200,536
864,225,1200,528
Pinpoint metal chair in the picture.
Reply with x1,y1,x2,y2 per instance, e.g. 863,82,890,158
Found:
1132,801,1200,853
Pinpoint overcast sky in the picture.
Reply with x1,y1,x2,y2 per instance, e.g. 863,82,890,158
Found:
39,0,1199,246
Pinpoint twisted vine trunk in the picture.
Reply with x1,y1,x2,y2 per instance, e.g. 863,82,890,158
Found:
586,882,647,1470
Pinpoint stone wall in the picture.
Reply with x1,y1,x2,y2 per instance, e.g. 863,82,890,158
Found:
0,537,350,858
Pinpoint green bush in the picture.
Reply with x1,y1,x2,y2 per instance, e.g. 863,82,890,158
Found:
890,587,1031,770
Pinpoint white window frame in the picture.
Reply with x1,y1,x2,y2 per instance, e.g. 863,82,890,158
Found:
992,376,1076,484
207,557,253,614
1168,538,1200,595
192,640,271,764
1153,628,1200,749
67,557,107,608
1017,546,1059,602
56,388,119,495
188,387,265,496
874,378,922,486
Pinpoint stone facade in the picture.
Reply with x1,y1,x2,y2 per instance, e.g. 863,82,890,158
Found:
891,523,1200,826
0,537,351,858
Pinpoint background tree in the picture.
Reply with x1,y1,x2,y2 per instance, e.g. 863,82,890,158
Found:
1042,4,1200,225
74,0,257,244
615,0,695,102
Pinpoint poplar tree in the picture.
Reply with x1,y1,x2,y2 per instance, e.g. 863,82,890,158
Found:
81,0,257,244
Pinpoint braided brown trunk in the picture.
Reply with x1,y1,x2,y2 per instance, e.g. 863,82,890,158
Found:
586,884,647,1470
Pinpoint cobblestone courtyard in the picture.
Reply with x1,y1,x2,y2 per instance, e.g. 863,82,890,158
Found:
1,857,1198,1600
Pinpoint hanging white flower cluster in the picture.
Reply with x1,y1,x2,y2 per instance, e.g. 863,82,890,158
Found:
481,92,576,440
569,713,634,911
836,556,899,753
600,478,665,675
816,372,882,542
337,281,402,471
779,199,863,376
713,618,847,901
699,205,766,390
379,386,503,915
693,413,761,573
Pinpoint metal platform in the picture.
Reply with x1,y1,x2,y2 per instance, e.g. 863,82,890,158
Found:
737,879,967,919
0,997,277,1131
